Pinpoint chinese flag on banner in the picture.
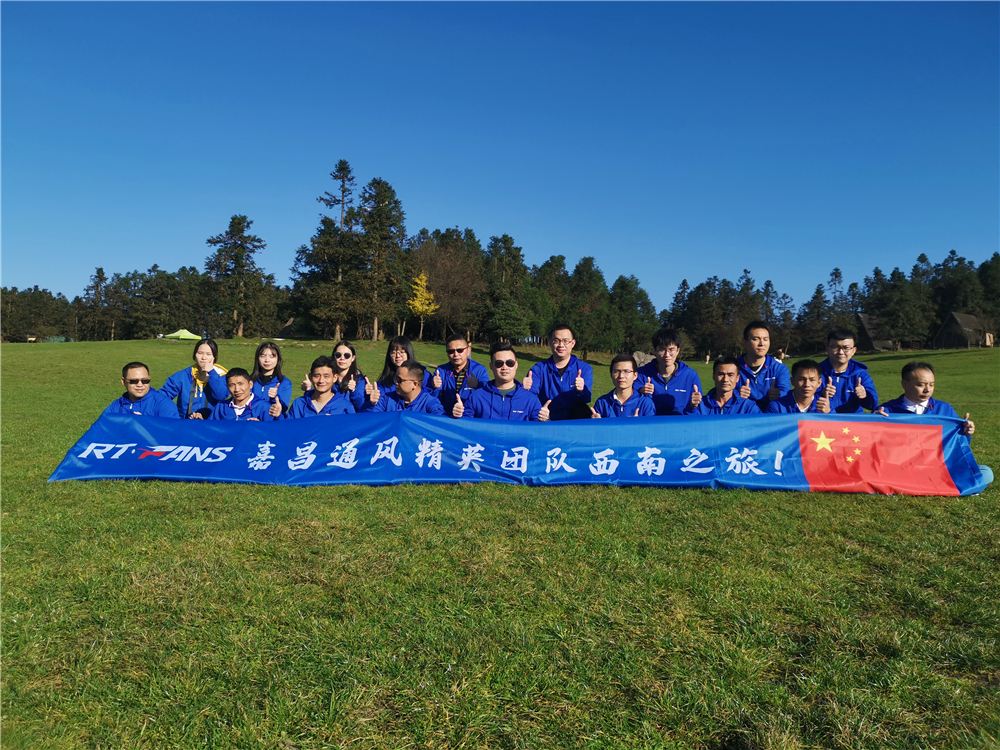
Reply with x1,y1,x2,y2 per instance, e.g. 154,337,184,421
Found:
798,420,959,496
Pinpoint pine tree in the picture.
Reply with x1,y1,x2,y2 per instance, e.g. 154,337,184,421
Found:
204,215,276,338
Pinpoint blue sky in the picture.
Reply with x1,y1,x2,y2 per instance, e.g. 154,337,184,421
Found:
3,2,997,313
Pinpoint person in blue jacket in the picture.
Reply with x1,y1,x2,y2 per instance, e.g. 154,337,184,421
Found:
103,362,180,418
522,324,593,420
365,361,446,415
766,360,832,414
636,327,704,415
452,343,546,421
287,356,356,418
591,354,656,418
374,336,434,395
209,368,274,421
685,356,761,415
875,362,975,437
430,333,488,414
736,321,792,411
249,342,291,417
160,338,230,419
818,328,878,413
329,340,370,413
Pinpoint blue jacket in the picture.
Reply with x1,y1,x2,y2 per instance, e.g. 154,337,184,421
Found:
635,360,703,416
370,388,445,416
878,396,961,419
432,359,489,413
252,376,293,412
685,389,762,416
286,391,357,418
209,394,274,422
160,367,231,418
102,388,180,419
338,374,370,413
819,359,878,413
592,389,656,418
525,355,593,420
460,381,541,421
736,354,792,411
765,392,823,414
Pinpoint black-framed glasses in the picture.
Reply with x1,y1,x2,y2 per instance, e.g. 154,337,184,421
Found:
334,352,353,359
126,378,152,385
393,377,419,385
493,359,516,369
446,347,468,355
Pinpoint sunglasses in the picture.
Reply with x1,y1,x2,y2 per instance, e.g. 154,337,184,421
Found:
393,377,419,385
333,352,353,359
493,359,517,369
446,347,468,355
126,378,152,385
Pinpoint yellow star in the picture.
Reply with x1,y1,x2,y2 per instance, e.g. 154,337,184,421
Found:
842,427,851,434
811,431,835,452
854,449,861,455
852,436,860,443
846,456,854,463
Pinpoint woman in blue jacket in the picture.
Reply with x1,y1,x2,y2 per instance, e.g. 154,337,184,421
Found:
159,338,230,419
250,342,291,418
331,341,370,413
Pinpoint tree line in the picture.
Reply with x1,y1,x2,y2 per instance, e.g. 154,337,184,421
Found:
4,159,999,355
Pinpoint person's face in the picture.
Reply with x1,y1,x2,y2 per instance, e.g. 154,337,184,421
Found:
447,340,470,369
490,351,518,386
122,367,151,400
826,339,856,368
195,343,216,371
793,369,821,401
549,329,575,359
394,366,421,401
713,364,740,395
228,375,251,403
310,366,336,394
389,345,408,366
258,348,278,375
655,342,680,368
611,363,637,390
902,369,935,403
744,329,770,359
333,346,355,374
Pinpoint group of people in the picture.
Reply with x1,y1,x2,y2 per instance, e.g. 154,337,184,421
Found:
103,322,976,439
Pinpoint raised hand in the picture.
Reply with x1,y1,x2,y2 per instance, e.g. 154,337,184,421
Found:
633,408,640,417
269,401,282,418
767,381,780,401
300,375,310,393
268,385,278,400
538,399,553,422
816,391,832,414
346,374,358,392
963,413,975,436
854,377,867,401
366,380,379,404
574,368,585,392
640,379,655,395
451,394,465,419
824,377,836,400
590,406,601,419
689,383,702,408
522,370,534,391
432,369,443,389
739,379,752,399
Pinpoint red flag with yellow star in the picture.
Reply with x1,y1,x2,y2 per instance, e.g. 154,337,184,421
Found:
798,420,959,495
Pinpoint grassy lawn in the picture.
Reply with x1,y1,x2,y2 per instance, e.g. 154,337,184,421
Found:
2,339,998,749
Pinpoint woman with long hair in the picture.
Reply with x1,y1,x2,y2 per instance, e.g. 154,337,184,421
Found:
329,340,369,413
159,338,229,419
250,341,292,418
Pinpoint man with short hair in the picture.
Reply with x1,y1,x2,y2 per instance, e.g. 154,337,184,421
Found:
522,324,593,420
765,360,831,414
453,343,545,421
684,356,761,415
209,368,274,421
876,362,975,437
736,321,791,411
591,354,656,418
636,327,703,415
102,362,180,418
819,328,878,413
367,360,446,415
287,356,356,418
431,333,489,414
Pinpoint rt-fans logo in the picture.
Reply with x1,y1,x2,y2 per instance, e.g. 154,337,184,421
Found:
77,443,233,462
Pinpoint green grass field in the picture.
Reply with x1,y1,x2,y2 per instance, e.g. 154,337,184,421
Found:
2,339,998,749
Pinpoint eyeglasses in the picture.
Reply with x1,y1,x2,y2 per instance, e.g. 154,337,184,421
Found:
126,378,151,385
334,352,353,359
611,370,634,376
551,338,573,346
828,346,855,353
393,377,418,385
655,347,680,356
446,347,468,355
493,359,517,369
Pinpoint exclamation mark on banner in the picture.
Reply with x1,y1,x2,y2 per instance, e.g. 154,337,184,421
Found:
774,451,783,476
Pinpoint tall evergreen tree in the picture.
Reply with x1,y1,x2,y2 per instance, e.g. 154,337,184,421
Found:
317,159,357,230
204,215,277,338
609,275,657,353
355,178,408,341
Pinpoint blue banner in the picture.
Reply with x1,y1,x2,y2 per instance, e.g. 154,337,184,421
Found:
50,413,991,496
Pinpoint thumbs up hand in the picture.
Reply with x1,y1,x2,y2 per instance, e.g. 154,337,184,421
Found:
633,408,640,417
522,370,534,391
366,380,379,404
767,381,780,402
854,377,867,401
574,368,585,391
824,377,837,400
269,401,283,418
739,379,752,399
590,406,601,419
300,375,310,393
963,413,975,436
538,399,553,422
816,391,831,414
268,385,278,400
640,379,655,395
689,383,702,408
432,369,442,389
451,394,465,419
346,374,358,392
